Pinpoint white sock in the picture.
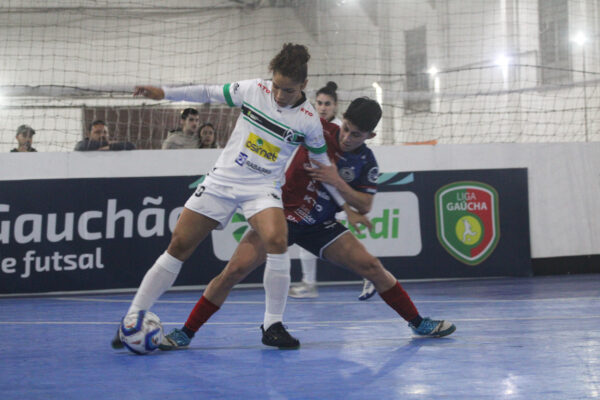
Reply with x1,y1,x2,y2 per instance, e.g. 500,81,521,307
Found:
263,252,291,329
127,251,183,314
298,247,317,285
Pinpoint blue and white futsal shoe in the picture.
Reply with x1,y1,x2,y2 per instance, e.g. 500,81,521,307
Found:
409,317,456,337
358,279,376,301
159,328,191,350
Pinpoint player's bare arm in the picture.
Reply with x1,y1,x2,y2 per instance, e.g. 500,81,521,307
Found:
133,85,165,100
343,205,373,233
306,159,374,214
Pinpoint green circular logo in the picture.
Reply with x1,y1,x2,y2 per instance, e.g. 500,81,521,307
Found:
455,215,482,245
257,139,263,146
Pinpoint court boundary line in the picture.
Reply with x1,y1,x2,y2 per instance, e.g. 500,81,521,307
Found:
47,296,600,305
1,314,600,326
0,276,506,298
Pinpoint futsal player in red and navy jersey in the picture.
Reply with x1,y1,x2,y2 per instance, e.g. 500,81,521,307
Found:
160,97,456,350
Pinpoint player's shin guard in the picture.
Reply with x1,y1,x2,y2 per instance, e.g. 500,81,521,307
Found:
127,251,183,314
263,252,291,330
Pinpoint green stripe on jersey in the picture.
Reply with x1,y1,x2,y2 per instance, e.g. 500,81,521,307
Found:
242,116,299,146
223,83,235,107
304,143,328,154
243,102,295,132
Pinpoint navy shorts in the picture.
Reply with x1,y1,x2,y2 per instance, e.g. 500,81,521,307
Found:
287,220,350,259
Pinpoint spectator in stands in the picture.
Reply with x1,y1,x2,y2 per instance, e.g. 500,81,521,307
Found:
74,120,135,151
11,125,37,152
162,108,201,149
198,122,219,149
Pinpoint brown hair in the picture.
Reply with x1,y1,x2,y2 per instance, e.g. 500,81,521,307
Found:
316,81,338,103
268,43,310,83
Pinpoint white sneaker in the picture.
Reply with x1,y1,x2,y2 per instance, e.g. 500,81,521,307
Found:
289,282,318,298
358,279,376,301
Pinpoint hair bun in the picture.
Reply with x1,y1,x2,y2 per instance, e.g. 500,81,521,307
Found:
326,81,338,91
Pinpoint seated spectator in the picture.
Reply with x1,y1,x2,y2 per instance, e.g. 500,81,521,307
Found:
11,125,37,152
74,120,135,151
162,108,200,149
198,122,219,149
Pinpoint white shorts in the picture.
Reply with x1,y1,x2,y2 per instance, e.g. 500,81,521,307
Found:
184,177,283,230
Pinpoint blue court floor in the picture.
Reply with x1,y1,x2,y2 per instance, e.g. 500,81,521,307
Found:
0,274,599,400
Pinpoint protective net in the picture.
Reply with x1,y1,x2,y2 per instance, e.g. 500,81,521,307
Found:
1,0,598,152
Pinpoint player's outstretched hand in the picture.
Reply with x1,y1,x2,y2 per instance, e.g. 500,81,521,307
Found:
133,85,165,100
344,205,372,234
306,159,341,186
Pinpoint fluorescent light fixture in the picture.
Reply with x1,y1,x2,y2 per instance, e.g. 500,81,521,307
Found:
494,55,510,68
572,32,587,46
372,82,383,105
427,66,439,76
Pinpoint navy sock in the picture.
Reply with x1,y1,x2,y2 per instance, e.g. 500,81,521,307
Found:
409,315,423,328
182,326,195,339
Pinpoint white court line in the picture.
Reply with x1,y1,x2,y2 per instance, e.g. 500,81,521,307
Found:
48,296,600,305
2,315,600,326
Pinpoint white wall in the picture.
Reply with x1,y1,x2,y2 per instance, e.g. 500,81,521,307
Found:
2,142,599,259
1,0,599,152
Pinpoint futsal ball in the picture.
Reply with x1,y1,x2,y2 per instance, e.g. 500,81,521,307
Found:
119,310,164,355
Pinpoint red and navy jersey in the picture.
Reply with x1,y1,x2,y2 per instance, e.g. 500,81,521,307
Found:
283,119,379,225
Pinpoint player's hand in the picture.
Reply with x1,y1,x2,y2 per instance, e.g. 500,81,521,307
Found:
133,86,165,100
344,206,372,234
305,159,341,186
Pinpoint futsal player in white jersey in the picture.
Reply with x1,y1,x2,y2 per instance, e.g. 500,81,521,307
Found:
112,43,345,349
290,81,377,301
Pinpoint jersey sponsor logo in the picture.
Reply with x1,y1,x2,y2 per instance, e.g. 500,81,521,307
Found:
316,189,330,200
245,160,272,175
283,129,296,143
245,133,280,162
257,82,271,94
235,152,248,166
300,107,313,117
368,166,379,183
339,167,356,182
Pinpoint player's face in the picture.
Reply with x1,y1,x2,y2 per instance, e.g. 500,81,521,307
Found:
200,126,215,146
89,124,108,142
271,73,306,108
16,132,33,149
315,93,337,122
338,119,375,152
182,114,200,135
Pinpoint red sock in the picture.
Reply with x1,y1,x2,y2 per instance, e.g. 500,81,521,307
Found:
184,295,220,333
379,282,419,322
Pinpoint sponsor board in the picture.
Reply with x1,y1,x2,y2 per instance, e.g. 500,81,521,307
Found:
211,191,421,261
0,168,530,294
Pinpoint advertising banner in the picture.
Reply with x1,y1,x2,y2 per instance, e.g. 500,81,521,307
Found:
0,168,530,294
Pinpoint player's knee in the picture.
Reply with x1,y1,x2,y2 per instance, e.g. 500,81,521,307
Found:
263,235,287,253
358,256,382,280
223,261,251,283
167,233,192,260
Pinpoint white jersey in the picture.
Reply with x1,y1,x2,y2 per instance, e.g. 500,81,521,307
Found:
330,116,342,127
164,79,327,190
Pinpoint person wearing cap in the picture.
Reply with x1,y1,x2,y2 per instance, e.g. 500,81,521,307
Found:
74,120,135,151
11,125,37,152
162,108,201,149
